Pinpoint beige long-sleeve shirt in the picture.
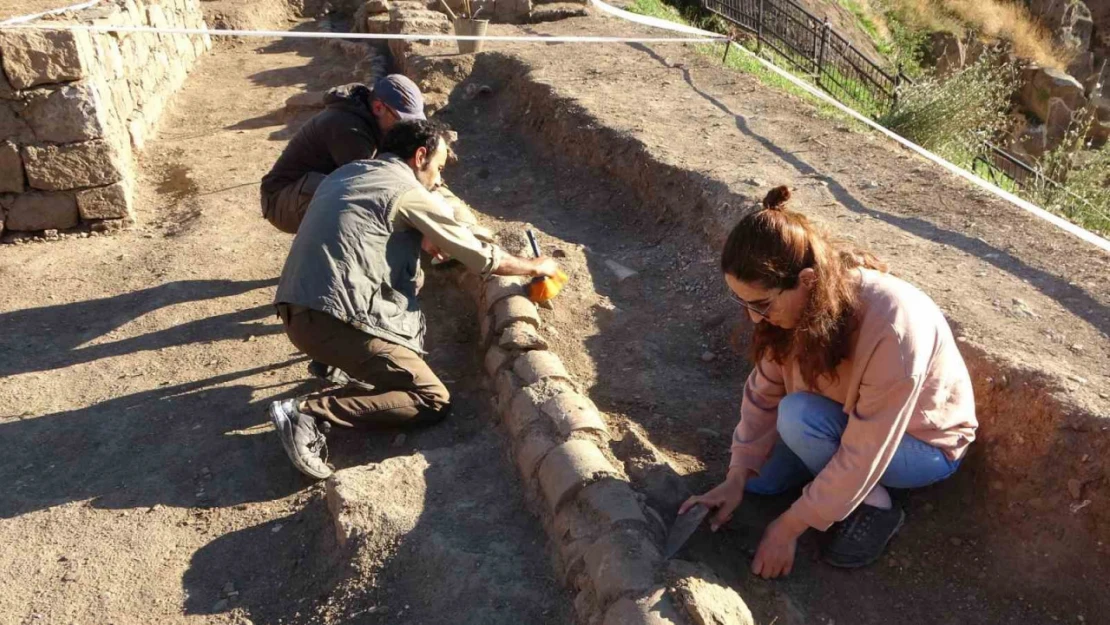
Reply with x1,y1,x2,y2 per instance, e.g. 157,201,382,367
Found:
391,186,502,277
729,269,977,531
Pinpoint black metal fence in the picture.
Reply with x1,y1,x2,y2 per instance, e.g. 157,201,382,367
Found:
703,0,906,115
974,142,1041,190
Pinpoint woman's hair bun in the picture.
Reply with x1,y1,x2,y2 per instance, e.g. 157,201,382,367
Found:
762,185,791,210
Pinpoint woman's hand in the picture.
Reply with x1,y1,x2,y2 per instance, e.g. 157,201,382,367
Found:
679,467,750,531
751,509,808,579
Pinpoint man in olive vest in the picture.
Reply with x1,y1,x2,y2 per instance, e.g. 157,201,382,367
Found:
269,120,561,479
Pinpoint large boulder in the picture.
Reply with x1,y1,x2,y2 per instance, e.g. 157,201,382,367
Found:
0,29,92,90
1030,0,1095,52
1045,97,1077,150
1020,65,1088,123
923,31,965,76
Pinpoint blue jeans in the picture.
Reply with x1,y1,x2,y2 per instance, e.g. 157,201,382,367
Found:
746,392,961,495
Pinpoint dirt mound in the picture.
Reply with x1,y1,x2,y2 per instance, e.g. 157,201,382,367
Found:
320,437,572,624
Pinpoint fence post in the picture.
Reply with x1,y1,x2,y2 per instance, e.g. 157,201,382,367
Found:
892,62,903,111
815,18,829,80
756,0,764,55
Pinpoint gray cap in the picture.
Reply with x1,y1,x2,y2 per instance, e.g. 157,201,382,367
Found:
373,74,426,121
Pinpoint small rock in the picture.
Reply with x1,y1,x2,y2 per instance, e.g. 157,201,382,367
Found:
744,178,765,187
924,503,935,513
865,180,880,189
1068,478,1083,500
392,433,406,447
697,427,719,439
700,351,717,362
949,537,963,547
1068,374,1088,385
1070,344,1084,352
701,312,727,330
222,582,236,595
43,229,59,238
271,523,283,533
1011,298,1037,318
62,571,78,582
212,599,229,612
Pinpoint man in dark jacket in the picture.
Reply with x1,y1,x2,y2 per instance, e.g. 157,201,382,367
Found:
259,74,426,234
268,120,561,479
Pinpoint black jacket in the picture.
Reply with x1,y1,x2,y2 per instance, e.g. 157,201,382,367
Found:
260,83,382,199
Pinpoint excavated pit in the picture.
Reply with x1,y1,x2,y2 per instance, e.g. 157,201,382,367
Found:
425,52,1110,624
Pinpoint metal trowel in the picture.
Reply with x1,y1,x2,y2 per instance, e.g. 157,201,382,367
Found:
664,503,710,559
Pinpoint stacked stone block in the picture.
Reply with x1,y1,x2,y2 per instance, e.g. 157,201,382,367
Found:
0,0,211,239
467,272,754,625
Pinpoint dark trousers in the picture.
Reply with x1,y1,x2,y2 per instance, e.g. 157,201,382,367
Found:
261,172,326,234
277,304,451,428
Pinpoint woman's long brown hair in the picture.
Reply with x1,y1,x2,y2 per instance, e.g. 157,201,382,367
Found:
721,186,887,387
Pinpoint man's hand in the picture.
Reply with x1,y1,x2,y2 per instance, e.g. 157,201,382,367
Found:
679,467,750,531
530,257,560,278
421,236,446,261
751,509,808,579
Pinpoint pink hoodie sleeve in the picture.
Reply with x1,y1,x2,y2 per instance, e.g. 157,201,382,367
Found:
729,358,787,474
788,330,928,531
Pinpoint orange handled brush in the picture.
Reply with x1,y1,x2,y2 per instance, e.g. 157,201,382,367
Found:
525,229,568,305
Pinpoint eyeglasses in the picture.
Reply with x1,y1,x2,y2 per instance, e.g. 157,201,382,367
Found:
729,288,782,317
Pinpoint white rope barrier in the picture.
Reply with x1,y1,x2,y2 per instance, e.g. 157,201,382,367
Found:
588,0,1110,253
3,19,727,43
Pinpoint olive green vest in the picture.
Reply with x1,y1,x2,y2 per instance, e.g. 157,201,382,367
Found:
275,155,426,353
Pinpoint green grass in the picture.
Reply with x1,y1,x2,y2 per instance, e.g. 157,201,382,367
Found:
625,0,861,125
837,0,895,56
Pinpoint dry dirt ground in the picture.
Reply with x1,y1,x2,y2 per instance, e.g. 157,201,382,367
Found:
0,32,570,625
0,0,73,22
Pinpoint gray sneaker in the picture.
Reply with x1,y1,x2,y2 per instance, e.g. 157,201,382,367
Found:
269,399,333,480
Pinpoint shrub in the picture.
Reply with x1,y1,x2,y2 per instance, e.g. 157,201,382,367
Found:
1026,117,1110,235
879,54,1016,166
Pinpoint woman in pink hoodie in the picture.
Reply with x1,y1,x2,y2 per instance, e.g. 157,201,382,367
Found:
682,186,978,578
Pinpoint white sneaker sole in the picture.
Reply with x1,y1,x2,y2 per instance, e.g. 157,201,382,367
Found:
269,402,332,480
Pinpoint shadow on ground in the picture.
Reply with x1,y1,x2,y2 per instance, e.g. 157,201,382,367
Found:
0,278,280,378
182,270,572,624
626,43,1110,337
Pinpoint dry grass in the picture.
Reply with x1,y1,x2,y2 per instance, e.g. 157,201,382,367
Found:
872,0,1071,69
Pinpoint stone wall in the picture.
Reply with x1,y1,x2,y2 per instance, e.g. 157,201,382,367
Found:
0,0,211,239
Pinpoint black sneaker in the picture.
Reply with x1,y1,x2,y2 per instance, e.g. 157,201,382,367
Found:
822,504,905,569
269,399,333,480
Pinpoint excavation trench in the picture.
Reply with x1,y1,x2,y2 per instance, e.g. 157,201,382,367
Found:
418,51,1110,624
